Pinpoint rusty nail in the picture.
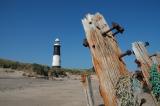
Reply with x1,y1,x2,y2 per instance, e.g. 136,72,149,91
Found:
83,38,89,47
144,42,149,47
119,50,132,59
149,53,157,58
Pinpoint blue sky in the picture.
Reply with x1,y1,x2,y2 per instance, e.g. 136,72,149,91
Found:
0,0,160,70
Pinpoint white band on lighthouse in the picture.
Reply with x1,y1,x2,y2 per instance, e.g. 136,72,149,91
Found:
52,55,60,67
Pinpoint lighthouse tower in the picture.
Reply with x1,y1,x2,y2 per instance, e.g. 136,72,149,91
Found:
52,38,61,68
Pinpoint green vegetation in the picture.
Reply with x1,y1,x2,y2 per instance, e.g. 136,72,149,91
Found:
59,68,94,75
0,58,94,76
0,58,50,76
149,64,160,102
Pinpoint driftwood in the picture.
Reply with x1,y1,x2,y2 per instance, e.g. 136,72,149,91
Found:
82,13,129,106
81,74,94,106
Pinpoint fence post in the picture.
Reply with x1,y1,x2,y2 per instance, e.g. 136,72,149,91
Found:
81,74,94,106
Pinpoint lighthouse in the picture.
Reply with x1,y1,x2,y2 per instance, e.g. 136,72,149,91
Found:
52,38,61,68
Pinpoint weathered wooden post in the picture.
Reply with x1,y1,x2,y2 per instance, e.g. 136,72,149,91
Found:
150,53,160,65
82,13,129,106
132,41,159,105
150,53,158,64
81,74,95,106
132,41,152,88
155,53,160,66
150,53,160,72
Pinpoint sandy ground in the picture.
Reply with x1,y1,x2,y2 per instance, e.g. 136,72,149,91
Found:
0,68,103,106
0,68,157,106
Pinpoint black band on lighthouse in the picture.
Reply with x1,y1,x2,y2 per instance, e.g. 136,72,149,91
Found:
53,45,60,55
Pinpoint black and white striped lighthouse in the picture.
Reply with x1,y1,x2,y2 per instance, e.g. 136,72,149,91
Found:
52,38,61,68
